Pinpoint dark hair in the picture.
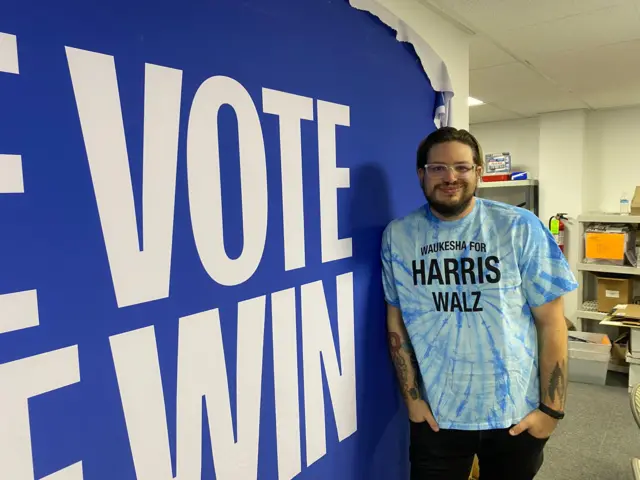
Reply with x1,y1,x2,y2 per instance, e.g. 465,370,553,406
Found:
416,127,483,170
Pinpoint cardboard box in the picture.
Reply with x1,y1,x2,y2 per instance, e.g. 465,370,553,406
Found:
584,224,636,266
611,303,640,320
596,276,634,312
611,332,629,366
632,186,640,215
607,304,640,356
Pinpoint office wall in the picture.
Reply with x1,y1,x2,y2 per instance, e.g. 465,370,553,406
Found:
471,117,540,177
472,106,640,215
585,106,640,213
471,106,640,322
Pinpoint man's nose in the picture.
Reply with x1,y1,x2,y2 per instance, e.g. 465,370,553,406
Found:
443,167,456,182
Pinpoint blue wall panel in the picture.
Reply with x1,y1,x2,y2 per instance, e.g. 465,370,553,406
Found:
0,0,436,478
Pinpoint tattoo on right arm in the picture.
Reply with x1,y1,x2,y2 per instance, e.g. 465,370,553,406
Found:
389,332,421,402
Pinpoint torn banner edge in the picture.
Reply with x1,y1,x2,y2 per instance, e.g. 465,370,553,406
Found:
348,0,455,128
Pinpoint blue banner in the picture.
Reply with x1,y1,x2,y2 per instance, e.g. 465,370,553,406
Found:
0,0,438,478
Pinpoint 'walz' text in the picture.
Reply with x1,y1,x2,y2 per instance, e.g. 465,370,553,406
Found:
412,256,502,313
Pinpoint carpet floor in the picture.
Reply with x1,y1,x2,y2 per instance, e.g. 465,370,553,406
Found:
536,372,638,480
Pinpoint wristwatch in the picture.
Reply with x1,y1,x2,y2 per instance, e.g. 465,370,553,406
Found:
539,402,565,420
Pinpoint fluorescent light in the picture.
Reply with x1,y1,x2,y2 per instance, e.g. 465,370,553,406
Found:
468,96,485,107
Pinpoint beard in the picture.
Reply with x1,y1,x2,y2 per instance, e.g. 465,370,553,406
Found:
424,180,476,218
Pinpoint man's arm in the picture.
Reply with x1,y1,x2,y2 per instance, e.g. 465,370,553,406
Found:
386,303,439,431
532,296,569,411
510,295,568,438
387,303,421,402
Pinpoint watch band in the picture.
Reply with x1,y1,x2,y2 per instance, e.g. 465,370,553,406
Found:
539,402,565,420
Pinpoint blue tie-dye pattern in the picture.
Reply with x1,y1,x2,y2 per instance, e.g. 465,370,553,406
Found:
540,270,578,292
480,315,513,412
456,364,474,416
381,198,578,430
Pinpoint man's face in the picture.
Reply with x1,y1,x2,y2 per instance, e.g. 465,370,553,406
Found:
418,141,481,218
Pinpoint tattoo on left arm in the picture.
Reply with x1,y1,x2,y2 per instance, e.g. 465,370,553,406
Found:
538,331,568,410
532,296,569,412
547,360,567,406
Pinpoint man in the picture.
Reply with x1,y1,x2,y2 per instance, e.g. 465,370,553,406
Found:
381,127,577,479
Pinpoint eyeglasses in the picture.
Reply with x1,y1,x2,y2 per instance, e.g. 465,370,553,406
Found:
424,164,476,178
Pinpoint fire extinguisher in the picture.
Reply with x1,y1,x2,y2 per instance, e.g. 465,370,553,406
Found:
549,213,568,253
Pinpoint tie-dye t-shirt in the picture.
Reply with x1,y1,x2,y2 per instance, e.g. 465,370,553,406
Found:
381,198,577,430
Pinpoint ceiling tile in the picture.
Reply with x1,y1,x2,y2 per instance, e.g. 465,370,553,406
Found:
470,62,560,103
425,0,627,31
530,39,640,101
582,86,640,109
489,3,640,58
429,0,640,116
491,91,587,116
469,104,524,124
469,36,516,70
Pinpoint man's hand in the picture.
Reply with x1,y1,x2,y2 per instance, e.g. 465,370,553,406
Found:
509,409,558,439
408,399,440,432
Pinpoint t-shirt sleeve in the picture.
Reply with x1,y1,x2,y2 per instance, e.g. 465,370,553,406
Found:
519,216,578,308
381,224,400,307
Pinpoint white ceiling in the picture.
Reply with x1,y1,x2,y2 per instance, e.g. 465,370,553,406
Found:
420,0,640,124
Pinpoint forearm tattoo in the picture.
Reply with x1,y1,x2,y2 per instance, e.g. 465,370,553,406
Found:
389,332,421,401
547,360,567,408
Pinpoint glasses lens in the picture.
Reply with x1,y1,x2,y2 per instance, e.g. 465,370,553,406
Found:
426,165,448,176
454,165,474,177
425,164,474,177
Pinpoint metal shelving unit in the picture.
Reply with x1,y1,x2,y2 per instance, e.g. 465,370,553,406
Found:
577,262,640,276
576,213,640,373
578,213,640,224
476,179,539,216
576,213,640,329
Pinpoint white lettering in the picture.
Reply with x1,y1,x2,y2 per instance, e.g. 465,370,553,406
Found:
302,272,357,466
271,287,301,479
176,301,265,479
0,289,38,334
109,327,173,479
187,76,268,286
0,154,24,193
0,346,81,479
262,88,313,271
0,32,19,74
66,47,183,308
40,463,83,480
110,297,266,479
0,33,23,194
317,100,352,262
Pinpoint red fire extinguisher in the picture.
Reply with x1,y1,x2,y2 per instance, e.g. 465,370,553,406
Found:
549,213,568,253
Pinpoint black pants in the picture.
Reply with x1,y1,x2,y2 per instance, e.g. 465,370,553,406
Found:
409,420,548,480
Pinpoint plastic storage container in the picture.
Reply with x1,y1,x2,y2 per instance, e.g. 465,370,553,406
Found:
568,332,611,386
626,352,640,391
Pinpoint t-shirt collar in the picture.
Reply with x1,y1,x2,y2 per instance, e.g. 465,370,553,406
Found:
424,197,480,228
